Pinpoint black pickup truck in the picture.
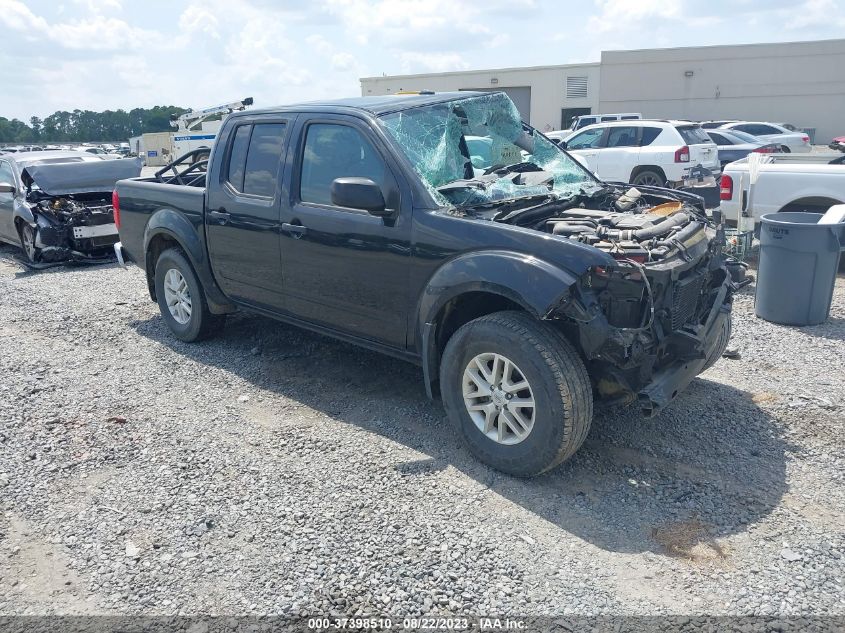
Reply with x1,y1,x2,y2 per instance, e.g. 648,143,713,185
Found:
114,91,734,476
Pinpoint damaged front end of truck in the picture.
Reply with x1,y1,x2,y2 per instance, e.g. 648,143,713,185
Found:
382,91,736,416
18,158,142,266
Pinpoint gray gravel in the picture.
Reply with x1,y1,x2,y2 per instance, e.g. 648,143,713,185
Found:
0,243,843,617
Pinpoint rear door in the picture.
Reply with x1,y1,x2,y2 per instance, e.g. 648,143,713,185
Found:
0,159,18,242
277,114,412,348
594,125,640,182
205,118,291,309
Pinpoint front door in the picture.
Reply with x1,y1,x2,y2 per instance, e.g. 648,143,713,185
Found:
278,116,412,349
0,159,17,242
205,119,290,309
595,125,641,183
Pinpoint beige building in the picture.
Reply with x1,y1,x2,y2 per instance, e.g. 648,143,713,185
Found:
360,38,845,142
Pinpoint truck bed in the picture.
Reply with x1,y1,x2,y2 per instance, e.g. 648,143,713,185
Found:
114,177,206,266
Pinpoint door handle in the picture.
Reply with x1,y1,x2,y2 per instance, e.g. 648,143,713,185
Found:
282,222,307,238
208,209,231,225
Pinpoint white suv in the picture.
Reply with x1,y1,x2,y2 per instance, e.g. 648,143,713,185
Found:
557,120,721,188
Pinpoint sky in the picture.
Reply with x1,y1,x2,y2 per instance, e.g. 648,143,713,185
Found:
1,0,844,122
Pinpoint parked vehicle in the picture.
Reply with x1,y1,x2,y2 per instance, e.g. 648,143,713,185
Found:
705,129,778,168
568,113,642,131
712,122,812,153
114,91,735,476
76,146,123,160
557,120,721,189
0,151,141,263
720,153,845,224
700,121,738,129
830,135,845,152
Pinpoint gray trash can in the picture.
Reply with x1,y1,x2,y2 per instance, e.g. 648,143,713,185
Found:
755,212,845,325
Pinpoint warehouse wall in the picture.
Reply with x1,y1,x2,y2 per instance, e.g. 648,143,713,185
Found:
360,63,601,132
598,39,845,142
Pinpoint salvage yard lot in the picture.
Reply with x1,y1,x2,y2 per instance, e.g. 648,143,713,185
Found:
0,244,843,617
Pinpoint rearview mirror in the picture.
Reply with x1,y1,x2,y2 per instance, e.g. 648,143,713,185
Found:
0,182,15,194
331,177,389,216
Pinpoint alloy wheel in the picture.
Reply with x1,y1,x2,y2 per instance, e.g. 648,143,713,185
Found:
462,352,536,445
163,268,193,325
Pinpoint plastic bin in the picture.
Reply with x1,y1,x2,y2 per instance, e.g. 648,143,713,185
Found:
755,212,845,325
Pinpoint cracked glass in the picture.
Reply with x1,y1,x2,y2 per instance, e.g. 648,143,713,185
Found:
380,92,596,207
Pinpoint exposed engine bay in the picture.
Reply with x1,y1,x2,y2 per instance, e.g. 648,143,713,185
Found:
17,158,142,266
470,181,737,415
25,194,118,264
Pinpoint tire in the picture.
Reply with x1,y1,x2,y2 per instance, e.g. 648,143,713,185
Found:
780,145,791,153
631,169,665,188
702,315,732,372
18,222,40,263
439,311,593,477
154,247,225,342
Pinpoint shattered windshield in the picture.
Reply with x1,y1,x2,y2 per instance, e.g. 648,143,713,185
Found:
379,92,597,207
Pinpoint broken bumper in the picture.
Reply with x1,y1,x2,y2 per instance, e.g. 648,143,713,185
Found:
114,241,128,268
638,275,732,417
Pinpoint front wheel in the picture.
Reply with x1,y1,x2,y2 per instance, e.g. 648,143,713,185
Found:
18,223,40,263
440,311,593,477
154,247,225,342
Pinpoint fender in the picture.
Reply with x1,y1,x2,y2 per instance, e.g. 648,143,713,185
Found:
143,208,235,314
417,250,590,397
11,199,35,228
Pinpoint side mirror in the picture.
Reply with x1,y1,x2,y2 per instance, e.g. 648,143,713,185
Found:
557,140,568,149
0,182,15,194
330,177,389,216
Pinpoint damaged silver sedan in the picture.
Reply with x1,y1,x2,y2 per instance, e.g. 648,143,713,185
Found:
0,151,141,266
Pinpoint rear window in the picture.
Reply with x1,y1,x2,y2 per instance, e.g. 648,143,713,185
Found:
243,123,286,198
676,126,711,145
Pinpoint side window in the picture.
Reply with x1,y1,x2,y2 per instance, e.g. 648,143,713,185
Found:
0,161,14,186
567,127,604,150
756,124,781,135
299,123,386,207
243,123,286,197
640,127,662,146
226,124,251,192
605,126,639,148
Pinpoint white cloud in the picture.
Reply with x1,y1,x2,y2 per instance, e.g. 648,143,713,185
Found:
587,0,682,32
0,0,164,50
399,52,470,73
331,52,356,71
72,0,122,13
178,4,221,38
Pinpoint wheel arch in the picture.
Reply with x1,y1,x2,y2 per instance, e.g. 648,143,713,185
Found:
143,209,235,314
417,251,583,398
778,196,843,214
630,165,667,185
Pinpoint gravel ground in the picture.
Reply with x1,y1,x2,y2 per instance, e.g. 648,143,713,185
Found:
0,244,843,619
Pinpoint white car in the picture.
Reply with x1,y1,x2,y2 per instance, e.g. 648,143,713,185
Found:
713,122,812,153
75,147,123,160
556,120,721,188
720,153,845,224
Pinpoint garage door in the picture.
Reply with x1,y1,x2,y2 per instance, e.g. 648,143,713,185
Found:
460,87,532,124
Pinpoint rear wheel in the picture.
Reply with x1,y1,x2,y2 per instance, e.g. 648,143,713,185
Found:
631,169,665,188
440,311,593,477
780,145,791,153
18,223,40,263
154,247,225,342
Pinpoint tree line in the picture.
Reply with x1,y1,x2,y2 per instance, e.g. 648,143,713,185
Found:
0,105,188,144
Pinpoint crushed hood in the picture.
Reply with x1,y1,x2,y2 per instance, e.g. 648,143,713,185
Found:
22,158,142,196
